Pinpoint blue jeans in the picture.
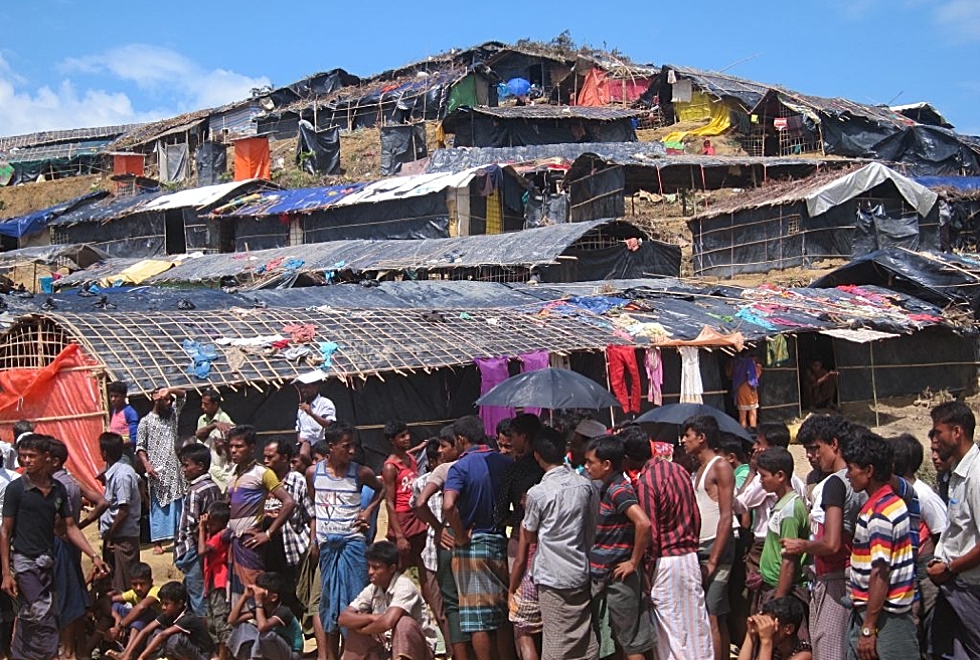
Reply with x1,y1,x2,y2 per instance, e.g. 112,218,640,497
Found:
175,547,206,617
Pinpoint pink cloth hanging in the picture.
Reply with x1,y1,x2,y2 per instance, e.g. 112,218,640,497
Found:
519,350,550,416
475,356,514,436
646,347,663,406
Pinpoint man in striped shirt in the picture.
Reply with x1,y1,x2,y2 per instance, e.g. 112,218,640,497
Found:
844,430,918,659
623,427,713,660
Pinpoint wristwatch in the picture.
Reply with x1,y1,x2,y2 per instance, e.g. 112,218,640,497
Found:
861,626,877,637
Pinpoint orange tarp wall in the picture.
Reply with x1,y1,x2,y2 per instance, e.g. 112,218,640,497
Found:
234,137,271,181
113,154,145,177
0,344,105,493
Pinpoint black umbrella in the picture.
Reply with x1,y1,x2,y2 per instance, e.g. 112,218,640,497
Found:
634,403,752,441
475,367,621,410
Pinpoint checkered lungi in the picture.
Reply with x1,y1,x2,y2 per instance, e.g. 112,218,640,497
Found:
452,532,508,633
810,573,849,660
508,544,542,634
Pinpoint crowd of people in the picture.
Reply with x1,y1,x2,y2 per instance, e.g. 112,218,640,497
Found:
0,376,978,660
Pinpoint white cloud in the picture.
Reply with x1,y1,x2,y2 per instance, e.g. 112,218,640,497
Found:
0,45,270,137
61,44,270,111
935,0,980,42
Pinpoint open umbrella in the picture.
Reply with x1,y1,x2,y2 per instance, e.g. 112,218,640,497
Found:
634,403,752,441
475,367,621,410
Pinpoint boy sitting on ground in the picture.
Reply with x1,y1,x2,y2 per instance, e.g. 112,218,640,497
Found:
338,541,438,660
737,596,812,660
227,572,304,660
113,581,213,660
105,563,162,654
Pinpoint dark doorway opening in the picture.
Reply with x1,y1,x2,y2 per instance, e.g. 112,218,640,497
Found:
164,210,187,255
797,333,838,411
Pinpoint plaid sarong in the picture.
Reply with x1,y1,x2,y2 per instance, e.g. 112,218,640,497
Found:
508,543,542,633
452,532,508,633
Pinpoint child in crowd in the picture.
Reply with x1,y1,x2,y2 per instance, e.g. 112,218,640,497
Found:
227,572,304,660
754,448,809,615
737,596,812,660
338,541,438,660
119,581,213,660
97,432,143,593
722,438,751,489
200,501,232,660
583,436,655,660
175,443,221,618
106,563,162,657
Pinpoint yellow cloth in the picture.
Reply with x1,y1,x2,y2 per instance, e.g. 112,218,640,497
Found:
663,90,733,143
485,189,503,235
99,259,174,287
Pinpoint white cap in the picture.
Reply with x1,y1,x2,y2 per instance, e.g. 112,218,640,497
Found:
575,419,608,438
294,368,327,384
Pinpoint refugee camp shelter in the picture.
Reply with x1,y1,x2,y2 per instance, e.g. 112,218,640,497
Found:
441,106,640,148
210,166,533,250
48,179,278,257
688,163,941,277
123,219,681,288
0,244,109,293
0,192,109,251
0,124,141,185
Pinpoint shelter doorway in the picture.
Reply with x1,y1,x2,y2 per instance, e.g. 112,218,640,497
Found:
219,219,236,253
797,333,838,411
165,210,187,255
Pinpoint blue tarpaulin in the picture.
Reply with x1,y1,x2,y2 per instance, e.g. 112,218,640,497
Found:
0,191,107,239
915,176,980,191
215,183,367,217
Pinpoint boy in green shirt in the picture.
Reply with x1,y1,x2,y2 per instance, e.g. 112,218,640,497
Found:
756,448,809,616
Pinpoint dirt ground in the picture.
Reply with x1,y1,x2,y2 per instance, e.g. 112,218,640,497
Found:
0,174,110,220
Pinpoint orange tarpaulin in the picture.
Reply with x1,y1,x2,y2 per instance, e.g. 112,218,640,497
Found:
0,344,105,493
234,137,270,181
113,153,144,177
577,69,609,107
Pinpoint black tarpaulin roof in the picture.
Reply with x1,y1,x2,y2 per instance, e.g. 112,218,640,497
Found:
665,65,772,109
49,191,163,227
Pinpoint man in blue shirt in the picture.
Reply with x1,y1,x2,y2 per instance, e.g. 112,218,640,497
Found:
443,415,513,660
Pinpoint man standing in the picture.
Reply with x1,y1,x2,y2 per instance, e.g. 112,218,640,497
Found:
843,430,918,658
137,386,188,554
195,389,234,493
625,427,713,660
89,432,142,593
927,401,980,658
682,415,735,660
0,434,109,660
443,416,513,660
295,370,336,465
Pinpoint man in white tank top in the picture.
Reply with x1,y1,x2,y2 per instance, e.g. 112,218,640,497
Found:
681,415,736,660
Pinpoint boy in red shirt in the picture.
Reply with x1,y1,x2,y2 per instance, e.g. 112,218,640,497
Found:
199,501,232,660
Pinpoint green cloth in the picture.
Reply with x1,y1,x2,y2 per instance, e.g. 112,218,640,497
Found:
759,491,808,588
734,463,750,489
766,335,790,366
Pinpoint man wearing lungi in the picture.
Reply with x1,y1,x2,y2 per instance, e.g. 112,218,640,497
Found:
443,416,513,660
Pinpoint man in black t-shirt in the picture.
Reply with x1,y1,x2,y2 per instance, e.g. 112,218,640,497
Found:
0,434,108,660
117,581,212,660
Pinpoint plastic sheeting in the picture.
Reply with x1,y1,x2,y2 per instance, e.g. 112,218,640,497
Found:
159,143,189,183
0,191,108,239
425,141,666,173
380,124,427,176
296,120,340,175
663,91,733,143
195,142,227,186
0,344,104,493
234,137,271,181
444,107,638,148
806,162,938,217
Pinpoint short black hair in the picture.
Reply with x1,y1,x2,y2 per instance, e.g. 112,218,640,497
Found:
365,541,400,567
757,423,791,449
756,447,794,479
761,596,805,634
99,432,125,462
383,420,409,441
131,562,153,581
495,418,512,437
177,442,212,470
47,438,69,464
683,415,721,450
227,425,257,446
311,440,329,459
438,424,456,444
931,401,976,439
107,381,128,396
12,420,34,437
890,434,923,477
797,414,850,448
157,581,187,604
618,425,651,462
255,572,288,598
324,421,355,446
532,427,566,465
510,413,541,440
266,437,296,460
587,436,625,471
424,438,441,463
207,500,231,527
841,428,893,482
201,388,222,405
720,436,747,463
16,433,50,453
453,416,485,445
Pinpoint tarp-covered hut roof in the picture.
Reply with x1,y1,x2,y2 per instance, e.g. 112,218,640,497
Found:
662,64,772,109
424,142,667,173
0,124,142,155
443,105,641,126
0,192,109,239
0,244,109,270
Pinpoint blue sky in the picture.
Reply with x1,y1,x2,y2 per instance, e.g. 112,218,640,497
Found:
1,0,978,137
